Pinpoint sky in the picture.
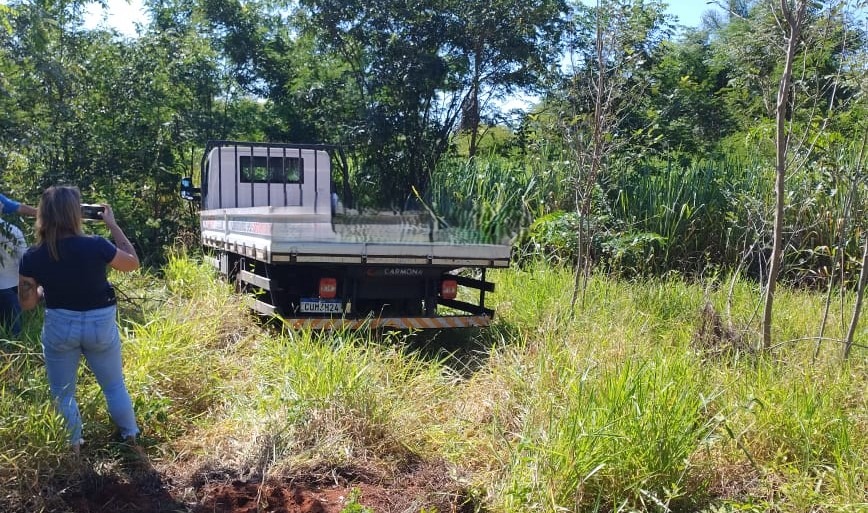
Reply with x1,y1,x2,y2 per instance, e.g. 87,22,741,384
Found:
84,1,721,37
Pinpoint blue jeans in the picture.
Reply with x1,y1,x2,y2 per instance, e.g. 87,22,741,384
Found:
41,305,139,443
0,286,21,336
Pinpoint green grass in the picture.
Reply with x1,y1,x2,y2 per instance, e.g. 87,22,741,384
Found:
0,255,865,512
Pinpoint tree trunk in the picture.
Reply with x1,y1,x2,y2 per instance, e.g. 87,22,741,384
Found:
844,232,868,359
842,130,868,358
570,2,607,313
466,49,483,159
762,0,807,350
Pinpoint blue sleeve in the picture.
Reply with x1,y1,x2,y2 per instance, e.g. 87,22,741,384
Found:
0,193,20,215
96,236,118,263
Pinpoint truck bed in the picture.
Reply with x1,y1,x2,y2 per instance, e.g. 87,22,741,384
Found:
200,207,512,267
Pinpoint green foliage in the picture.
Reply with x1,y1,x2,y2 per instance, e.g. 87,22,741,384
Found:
293,0,459,204
0,0,865,285
546,0,677,165
241,326,450,470
0,0,866,507
340,488,374,513
523,211,581,264
451,125,516,157
119,254,250,442
483,266,866,512
449,0,568,157
504,355,715,511
0,2,221,266
709,0,865,133
428,153,565,244
509,144,866,283
644,33,735,156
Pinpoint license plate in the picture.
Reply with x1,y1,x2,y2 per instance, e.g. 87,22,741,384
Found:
300,298,343,314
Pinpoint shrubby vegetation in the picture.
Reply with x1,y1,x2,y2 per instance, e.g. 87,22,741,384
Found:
0,0,866,510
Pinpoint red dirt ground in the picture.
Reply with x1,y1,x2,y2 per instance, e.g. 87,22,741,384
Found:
54,459,478,513
194,480,390,513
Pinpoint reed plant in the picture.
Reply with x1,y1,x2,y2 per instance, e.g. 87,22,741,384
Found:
500,144,866,284
429,152,570,245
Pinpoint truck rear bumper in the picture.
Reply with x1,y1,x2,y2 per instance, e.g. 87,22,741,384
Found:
282,315,492,330
247,297,491,329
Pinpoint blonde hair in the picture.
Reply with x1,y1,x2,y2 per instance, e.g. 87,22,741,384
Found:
36,186,83,261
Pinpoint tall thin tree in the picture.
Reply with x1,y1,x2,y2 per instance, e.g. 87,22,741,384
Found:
762,0,808,350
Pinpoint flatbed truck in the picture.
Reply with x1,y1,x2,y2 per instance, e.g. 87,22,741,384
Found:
182,140,511,329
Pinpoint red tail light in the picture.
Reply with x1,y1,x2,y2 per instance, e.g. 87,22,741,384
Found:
441,279,458,300
319,277,337,299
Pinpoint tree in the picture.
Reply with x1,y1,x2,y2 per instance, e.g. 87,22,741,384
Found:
203,0,569,205
644,30,734,156
763,0,808,350
453,0,568,157
293,0,465,205
545,0,673,305
0,0,95,189
0,0,225,263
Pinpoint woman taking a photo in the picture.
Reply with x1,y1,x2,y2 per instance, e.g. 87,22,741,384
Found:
18,186,140,452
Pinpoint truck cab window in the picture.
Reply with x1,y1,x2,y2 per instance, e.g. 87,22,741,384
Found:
240,156,303,183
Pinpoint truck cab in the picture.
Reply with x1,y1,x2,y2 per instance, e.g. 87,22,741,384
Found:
202,143,331,212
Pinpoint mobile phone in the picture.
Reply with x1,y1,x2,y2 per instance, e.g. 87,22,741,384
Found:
81,204,105,221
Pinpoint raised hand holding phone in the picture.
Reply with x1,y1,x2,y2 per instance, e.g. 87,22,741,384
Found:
80,204,105,221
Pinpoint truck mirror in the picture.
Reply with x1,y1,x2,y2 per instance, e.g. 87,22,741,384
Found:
180,177,200,201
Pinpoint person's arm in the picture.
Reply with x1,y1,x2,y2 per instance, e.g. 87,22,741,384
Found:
16,204,37,217
18,275,40,311
0,193,35,216
100,204,139,272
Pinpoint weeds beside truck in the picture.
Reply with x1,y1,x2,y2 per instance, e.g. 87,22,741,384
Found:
181,140,511,329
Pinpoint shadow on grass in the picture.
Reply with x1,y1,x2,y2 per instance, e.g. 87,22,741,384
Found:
258,309,525,379
56,442,186,513
383,318,523,378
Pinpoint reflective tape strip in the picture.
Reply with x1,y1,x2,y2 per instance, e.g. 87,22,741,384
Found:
281,315,491,330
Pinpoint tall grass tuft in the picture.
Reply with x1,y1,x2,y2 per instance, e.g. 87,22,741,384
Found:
0,341,69,506
188,327,462,478
122,252,255,444
502,353,715,511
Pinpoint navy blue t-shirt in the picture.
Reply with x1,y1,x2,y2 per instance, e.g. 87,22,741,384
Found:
19,235,118,311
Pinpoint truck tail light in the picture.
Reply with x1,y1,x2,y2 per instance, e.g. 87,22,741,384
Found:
441,279,458,300
319,277,337,299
